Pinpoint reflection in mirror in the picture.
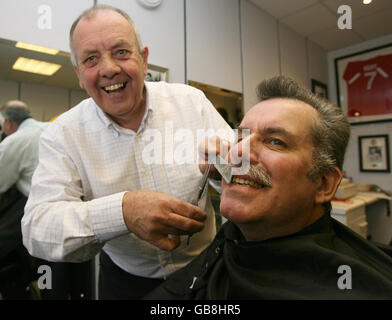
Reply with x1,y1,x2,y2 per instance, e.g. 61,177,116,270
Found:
188,80,243,129
0,37,88,122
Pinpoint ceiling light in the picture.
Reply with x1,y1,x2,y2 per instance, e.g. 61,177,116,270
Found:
363,0,372,4
15,42,59,55
12,57,61,76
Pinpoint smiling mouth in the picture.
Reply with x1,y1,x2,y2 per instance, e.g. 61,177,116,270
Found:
102,82,126,93
232,177,265,189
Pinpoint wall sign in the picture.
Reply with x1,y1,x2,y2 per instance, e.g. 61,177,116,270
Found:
358,134,390,172
335,43,392,125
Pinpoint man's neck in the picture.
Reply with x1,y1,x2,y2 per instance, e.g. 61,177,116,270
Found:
237,205,325,242
110,89,147,132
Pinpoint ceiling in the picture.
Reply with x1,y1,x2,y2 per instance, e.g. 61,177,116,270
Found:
1,1,391,91
0,38,80,90
249,0,392,51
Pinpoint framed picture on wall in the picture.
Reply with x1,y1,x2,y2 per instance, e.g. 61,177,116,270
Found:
334,43,392,125
311,79,328,99
358,134,390,172
145,64,168,82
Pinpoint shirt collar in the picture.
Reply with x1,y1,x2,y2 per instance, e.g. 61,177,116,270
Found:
17,118,35,131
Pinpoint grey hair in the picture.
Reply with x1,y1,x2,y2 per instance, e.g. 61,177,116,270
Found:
69,4,144,66
256,76,350,181
0,100,31,125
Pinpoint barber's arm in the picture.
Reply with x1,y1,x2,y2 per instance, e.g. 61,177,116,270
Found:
22,125,207,262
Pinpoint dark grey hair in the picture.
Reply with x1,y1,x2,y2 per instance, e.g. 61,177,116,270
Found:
256,76,350,181
0,100,31,125
69,4,144,66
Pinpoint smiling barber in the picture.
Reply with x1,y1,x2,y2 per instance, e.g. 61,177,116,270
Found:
22,5,232,300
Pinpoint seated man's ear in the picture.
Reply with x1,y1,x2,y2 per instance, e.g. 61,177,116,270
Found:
314,167,342,205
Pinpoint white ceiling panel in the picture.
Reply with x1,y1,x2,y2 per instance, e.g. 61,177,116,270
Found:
308,27,363,51
249,0,319,19
250,0,392,51
281,3,337,37
323,0,392,20
354,8,392,40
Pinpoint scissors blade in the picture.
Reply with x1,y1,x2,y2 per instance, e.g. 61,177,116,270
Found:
187,163,212,246
192,163,212,205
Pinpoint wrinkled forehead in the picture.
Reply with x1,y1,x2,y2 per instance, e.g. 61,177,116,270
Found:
241,98,319,136
73,9,136,41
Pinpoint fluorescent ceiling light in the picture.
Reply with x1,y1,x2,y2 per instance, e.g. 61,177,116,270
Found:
12,57,61,76
15,42,59,55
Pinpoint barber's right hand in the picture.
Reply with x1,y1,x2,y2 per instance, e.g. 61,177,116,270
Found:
122,190,207,251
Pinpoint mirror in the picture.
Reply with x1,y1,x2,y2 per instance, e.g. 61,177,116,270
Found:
188,80,243,128
0,37,88,122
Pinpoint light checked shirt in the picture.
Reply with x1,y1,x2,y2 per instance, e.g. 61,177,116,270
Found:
22,81,233,279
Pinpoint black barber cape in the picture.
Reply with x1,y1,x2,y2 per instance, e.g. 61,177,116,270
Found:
145,210,392,299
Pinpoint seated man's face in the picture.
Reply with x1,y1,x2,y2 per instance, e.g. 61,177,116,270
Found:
220,98,324,241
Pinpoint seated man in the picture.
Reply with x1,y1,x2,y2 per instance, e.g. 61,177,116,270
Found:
145,76,392,299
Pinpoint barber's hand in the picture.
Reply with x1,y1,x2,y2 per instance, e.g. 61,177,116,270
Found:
198,136,231,179
122,190,207,251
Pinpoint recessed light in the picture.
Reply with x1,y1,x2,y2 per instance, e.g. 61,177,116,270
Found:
15,42,59,55
363,0,373,4
12,57,61,76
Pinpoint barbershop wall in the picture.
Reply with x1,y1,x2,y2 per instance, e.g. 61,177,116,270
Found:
0,0,328,117
327,34,392,192
0,79,88,122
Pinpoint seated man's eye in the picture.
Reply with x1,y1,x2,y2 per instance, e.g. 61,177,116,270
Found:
271,139,286,147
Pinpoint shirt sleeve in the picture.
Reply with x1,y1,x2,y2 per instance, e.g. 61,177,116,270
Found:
0,136,22,194
21,123,129,262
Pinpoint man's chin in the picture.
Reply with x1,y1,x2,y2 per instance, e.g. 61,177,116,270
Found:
220,198,249,223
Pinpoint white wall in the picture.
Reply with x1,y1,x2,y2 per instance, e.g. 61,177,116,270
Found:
0,0,94,52
186,0,242,93
240,0,328,113
0,79,19,107
98,0,185,84
0,78,88,121
241,0,280,113
327,34,392,192
279,23,309,89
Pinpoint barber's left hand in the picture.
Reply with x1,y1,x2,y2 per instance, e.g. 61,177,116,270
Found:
198,136,231,179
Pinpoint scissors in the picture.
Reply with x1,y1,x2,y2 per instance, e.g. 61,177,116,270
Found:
186,163,212,245
186,158,233,245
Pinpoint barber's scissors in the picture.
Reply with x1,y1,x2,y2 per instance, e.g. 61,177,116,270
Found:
186,163,212,245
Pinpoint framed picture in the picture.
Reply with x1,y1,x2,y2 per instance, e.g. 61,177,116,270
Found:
334,43,392,125
358,135,390,172
311,79,328,99
145,64,168,82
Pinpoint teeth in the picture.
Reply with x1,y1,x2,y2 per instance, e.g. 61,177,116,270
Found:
104,83,124,91
232,177,264,189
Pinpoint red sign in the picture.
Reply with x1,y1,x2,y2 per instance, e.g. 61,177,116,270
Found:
343,54,392,117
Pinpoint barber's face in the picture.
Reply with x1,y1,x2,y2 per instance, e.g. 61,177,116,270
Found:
220,98,321,240
72,10,148,127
